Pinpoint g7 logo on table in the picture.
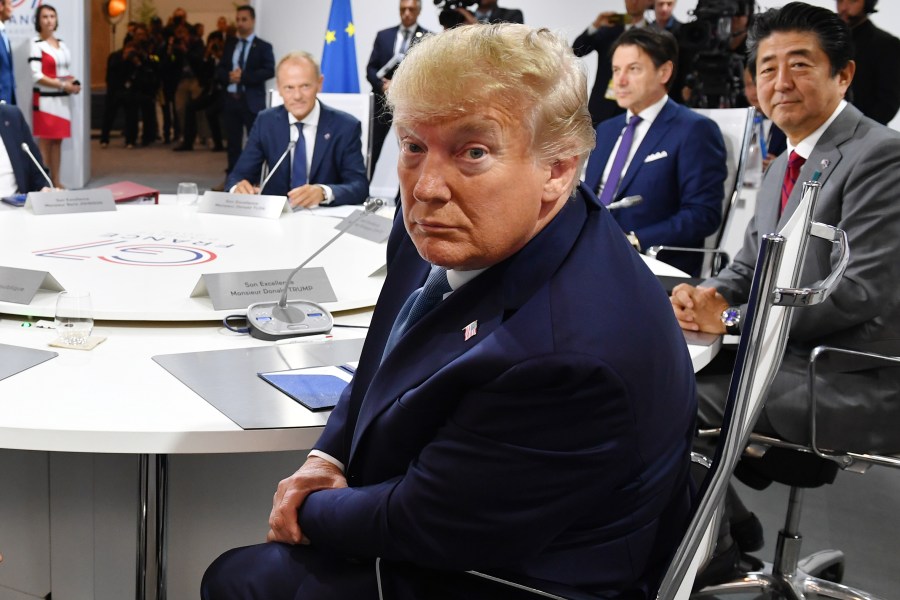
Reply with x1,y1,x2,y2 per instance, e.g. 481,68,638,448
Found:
33,237,230,267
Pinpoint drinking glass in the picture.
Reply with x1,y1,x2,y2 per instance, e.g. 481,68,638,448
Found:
55,291,93,345
176,182,199,206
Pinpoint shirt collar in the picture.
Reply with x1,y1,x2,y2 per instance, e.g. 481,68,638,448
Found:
239,32,256,45
288,98,321,128
447,267,485,291
627,94,668,126
787,100,847,160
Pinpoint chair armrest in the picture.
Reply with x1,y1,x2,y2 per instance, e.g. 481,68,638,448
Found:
808,345,900,469
646,246,731,277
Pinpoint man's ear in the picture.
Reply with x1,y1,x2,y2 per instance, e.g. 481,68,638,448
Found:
542,155,579,202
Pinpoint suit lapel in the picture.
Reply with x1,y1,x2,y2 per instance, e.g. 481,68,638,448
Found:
309,103,331,181
347,190,594,463
617,100,676,194
777,105,859,228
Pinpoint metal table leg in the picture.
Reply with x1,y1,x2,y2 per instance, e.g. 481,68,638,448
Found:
137,454,149,600
156,454,169,600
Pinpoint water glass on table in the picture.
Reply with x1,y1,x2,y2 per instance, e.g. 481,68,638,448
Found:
55,291,93,345
177,182,199,206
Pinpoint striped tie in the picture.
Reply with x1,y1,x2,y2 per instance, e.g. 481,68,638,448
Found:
780,151,806,215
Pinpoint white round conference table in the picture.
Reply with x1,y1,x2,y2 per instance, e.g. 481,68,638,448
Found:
0,198,717,600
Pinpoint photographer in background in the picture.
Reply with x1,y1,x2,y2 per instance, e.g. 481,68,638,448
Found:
450,0,524,25
676,0,754,108
573,0,648,125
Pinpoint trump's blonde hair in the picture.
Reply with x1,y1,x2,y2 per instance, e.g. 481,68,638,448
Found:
386,24,595,178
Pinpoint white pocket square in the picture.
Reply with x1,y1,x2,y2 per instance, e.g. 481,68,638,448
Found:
644,151,668,163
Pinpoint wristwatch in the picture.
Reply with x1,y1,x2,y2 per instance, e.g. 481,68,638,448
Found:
720,306,741,335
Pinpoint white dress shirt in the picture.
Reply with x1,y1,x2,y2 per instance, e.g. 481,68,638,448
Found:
599,94,669,194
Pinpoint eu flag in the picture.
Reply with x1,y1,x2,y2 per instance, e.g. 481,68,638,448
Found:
321,0,360,93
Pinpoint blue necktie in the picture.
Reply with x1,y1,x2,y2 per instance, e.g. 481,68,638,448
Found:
291,122,308,188
382,266,451,362
598,115,642,206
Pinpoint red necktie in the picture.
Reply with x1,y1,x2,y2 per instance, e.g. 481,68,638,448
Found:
780,151,806,215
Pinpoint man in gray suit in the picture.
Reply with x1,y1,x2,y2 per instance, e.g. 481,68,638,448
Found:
672,1,900,455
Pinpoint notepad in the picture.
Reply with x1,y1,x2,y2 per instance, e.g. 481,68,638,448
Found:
258,365,354,411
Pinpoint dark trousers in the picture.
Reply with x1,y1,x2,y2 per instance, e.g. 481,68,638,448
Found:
223,93,258,173
369,94,392,180
100,90,125,144
182,90,224,149
123,91,157,146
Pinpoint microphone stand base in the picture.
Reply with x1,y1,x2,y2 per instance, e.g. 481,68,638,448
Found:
246,300,334,341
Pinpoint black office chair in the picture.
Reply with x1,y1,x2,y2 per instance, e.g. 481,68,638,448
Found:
694,346,900,600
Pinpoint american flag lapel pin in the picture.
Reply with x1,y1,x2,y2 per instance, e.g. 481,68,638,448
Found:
463,320,478,341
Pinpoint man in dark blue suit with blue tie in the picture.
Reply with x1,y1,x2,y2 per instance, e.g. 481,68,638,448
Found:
0,104,50,195
227,52,367,208
585,27,727,276
366,0,429,177
204,24,695,600
215,5,275,178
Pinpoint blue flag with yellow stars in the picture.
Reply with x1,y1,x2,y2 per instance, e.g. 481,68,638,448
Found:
321,0,360,92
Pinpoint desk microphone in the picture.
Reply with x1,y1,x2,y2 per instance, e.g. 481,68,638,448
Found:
21,143,54,189
376,53,405,80
607,195,643,210
258,129,299,195
246,198,386,340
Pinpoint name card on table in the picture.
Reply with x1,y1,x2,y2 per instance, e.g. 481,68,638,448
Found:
0,266,63,304
334,208,393,243
191,267,337,310
27,189,116,215
197,191,289,219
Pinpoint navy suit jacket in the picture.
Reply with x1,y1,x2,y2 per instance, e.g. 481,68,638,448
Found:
585,99,727,275
297,186,697,598
366,24,429,93
215,35,275,114
225,102,368,205
0,104,48,193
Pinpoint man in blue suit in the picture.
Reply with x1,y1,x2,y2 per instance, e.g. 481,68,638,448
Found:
204,24,695,600
366,0,429,177
227,52,367,208
0,104,50,195
585,27,727,276
215,5,275,177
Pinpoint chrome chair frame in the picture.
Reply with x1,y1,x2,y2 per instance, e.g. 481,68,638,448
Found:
695,347,900,600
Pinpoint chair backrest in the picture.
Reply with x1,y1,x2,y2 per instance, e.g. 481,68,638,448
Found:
267,89,375,178
693,107,756,275
656,178,849,599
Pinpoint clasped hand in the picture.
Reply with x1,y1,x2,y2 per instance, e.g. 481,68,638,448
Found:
267,457,347,545
670,283,729,334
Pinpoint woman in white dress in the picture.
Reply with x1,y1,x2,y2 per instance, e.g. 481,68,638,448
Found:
29,4,80,188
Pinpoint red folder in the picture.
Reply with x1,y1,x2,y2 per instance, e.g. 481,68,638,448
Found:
98,180,159,204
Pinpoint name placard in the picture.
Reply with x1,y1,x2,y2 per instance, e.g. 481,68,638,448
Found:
0,266,64,304
27,189,116,215
197,191,289,219
191,267,338,310
334,208,393,243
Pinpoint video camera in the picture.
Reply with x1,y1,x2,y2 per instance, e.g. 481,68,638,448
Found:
678,0,753,107
434,0,478,29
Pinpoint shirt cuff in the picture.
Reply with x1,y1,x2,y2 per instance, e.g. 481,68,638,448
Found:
318,184,334,205
308,449,345,472
587,24,599,35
